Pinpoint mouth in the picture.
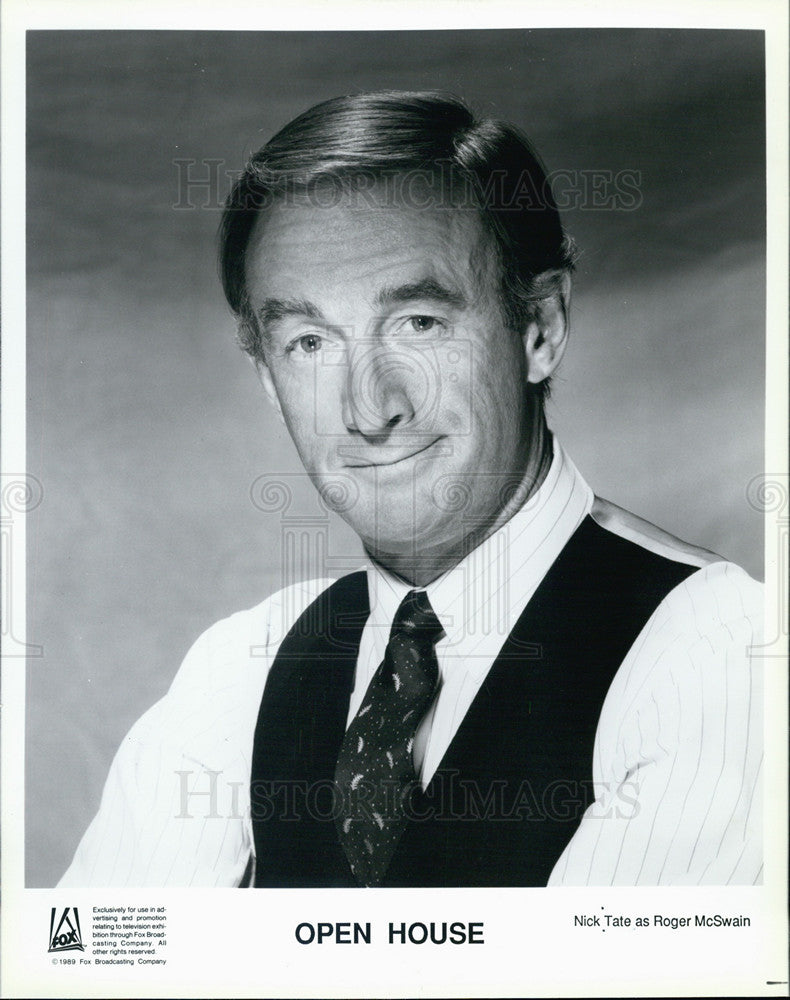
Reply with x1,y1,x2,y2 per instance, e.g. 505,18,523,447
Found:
343,437,443,469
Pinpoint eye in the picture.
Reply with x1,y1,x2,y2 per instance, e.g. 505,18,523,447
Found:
406,315,439,333
291,333,323,354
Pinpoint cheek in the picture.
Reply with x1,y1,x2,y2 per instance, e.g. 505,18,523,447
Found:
272,364,347,465
269,368,320,447
273,358,332,414
468,338,527,432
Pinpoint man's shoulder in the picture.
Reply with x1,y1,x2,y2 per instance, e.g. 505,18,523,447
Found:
198,575,351,650
589,495,762,627
592,500,763,750
169,575,354,695
590,496,722,569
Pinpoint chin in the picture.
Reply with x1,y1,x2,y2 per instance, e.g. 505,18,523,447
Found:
318,466,483,554
351,508,460,563
346,514,421,554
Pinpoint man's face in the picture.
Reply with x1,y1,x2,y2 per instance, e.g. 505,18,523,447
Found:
244,186,539,566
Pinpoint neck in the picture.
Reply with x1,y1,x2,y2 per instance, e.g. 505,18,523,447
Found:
366,413,554,588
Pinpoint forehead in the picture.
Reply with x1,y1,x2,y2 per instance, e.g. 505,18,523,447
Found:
244,185,496,308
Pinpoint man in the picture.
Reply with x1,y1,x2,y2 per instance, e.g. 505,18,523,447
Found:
59,91,762,888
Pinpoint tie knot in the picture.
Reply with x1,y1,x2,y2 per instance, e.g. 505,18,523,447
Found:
390,590,445,646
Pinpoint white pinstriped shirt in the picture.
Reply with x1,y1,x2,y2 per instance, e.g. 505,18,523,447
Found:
58,440,763,887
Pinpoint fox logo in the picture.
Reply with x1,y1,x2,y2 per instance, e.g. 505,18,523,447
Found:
48,907,85,953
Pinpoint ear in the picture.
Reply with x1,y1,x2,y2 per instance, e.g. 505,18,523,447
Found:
252,355,286,426
523,270,571,385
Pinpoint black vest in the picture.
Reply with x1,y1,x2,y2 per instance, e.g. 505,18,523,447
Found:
250,516,695,887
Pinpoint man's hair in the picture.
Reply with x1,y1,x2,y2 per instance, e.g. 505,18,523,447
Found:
219,90,576,398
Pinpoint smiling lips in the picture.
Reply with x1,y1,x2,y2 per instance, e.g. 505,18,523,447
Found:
344,438,442,469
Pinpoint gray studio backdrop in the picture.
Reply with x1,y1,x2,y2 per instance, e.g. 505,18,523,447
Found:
26,29,765,887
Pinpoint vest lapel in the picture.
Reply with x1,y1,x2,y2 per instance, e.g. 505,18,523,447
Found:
251,571,369,886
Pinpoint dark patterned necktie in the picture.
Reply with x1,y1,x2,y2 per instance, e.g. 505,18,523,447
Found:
334,589,444,887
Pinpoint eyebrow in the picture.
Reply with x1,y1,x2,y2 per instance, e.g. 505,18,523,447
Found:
255,277,467,341
256,297,325,340
374,278,467,311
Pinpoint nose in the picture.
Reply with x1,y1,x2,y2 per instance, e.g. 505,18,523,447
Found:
342,343,417,438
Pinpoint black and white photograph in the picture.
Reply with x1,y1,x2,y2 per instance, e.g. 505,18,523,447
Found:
2,2,787,996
